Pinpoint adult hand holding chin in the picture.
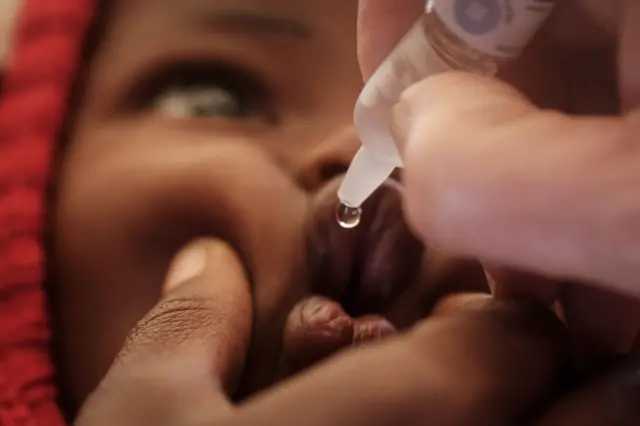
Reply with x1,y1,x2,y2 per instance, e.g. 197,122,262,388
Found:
76,238,599,426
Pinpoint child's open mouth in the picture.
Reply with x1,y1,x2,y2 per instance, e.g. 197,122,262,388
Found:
236,177,486,398
274,180,425,376
309,179,424,319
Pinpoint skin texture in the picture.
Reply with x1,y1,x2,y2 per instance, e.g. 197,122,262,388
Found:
357,0,640,354
76,243,573,426
52,0,487,412
52,1,640,424
75,241,640,426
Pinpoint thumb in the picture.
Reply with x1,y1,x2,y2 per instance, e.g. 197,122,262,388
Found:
392,71,631,292
157,238,252,394
84,239,252,423
392,70,537,257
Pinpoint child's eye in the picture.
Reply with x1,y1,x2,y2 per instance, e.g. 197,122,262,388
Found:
138,62,275,122
155,86,250,119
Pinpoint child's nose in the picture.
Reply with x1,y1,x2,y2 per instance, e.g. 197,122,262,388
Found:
296,126,361,191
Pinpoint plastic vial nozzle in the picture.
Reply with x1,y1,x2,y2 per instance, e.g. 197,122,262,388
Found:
338,146,396,208
337,0,557,217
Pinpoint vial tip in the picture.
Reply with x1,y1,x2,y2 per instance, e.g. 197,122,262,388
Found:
335,202,362,229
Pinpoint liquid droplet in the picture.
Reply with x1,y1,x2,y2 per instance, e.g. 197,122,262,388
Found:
336,202,362,229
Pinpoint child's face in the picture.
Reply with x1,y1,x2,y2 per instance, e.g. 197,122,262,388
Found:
52,0,485,410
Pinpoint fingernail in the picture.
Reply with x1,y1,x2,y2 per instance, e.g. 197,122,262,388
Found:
165,242,207,292
390,100,412,153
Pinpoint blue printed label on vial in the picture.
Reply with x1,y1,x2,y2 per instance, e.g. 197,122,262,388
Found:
454,0,501,35
433,0,557,57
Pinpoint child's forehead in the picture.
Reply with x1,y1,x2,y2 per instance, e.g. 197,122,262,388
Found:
86,0,361,121
112,0,357,35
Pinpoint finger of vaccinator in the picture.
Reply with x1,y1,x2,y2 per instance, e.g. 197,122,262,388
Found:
85,239,253,422
534,357,640,426
394,71,640,298
357,0,423,80
233,296,569,426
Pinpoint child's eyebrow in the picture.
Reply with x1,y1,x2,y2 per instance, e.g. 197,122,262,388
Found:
195,10,312,39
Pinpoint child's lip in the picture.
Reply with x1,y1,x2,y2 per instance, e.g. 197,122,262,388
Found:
307,180,425,320
276,296,397,378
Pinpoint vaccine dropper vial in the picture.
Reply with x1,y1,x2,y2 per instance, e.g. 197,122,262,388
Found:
336,0,557,228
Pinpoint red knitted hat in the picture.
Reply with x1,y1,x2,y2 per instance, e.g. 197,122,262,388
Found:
0,1,94,425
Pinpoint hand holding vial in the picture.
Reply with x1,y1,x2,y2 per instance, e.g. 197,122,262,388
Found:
353,0,640,353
